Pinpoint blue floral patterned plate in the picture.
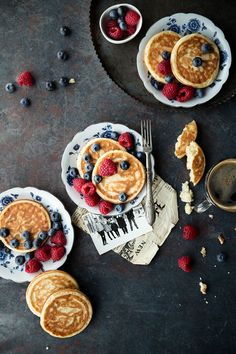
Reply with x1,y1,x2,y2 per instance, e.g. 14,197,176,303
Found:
137,13,232,107
61,122,155,215
0,187,74,283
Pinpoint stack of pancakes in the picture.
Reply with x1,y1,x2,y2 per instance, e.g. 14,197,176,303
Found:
26,270,93,338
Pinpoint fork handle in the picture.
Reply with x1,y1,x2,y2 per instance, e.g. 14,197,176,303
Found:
145,153,156,226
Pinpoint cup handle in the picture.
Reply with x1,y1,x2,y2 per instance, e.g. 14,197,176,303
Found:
194,199,213,213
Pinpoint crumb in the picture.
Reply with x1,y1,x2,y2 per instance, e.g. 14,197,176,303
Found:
218,234,225,244
214,295,217,298
180,181,193,203
199,277,202,281
69,78,76,84
209,214,214,219
199,281,207,294
205,301,209,304
228,271,230,275
200,247,207,258
46,347,50,351
185,203,194,215
214,265,217,268
234,227,236,231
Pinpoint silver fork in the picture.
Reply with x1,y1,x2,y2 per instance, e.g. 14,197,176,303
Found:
141,120,156,226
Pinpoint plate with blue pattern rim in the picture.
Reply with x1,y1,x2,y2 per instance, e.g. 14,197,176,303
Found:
61,122,155,215
0,187,74,283
137,13,232,108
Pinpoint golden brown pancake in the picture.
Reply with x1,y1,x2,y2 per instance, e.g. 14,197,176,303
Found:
175,120,198,159
186,141,206,185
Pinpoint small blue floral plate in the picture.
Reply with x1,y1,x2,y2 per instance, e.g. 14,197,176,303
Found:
137,13,232,107
0,187,74,283
61,122,155,215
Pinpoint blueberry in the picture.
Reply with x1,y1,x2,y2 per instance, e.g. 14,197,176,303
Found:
83,172,92,181
91,143,100,152
38,231,48,241
5,83,16,93
21,231,30,240
67,174,74,186
117,6,127,16
0,228,10,238
94,175,102,184
85,163,94,172
101,131,112,139
15,255,25,266
24,240,33,250
83,153,91,162
10,239,19,248
57,50,69,61
109,9,118,19
52,221,62,230
117,17,124,24
196,88,205,98
165,75,173,83
110,131,120,140
119,21,127,31
120,160,130,170
33,238,43,248
20,97,31,107
46,81,56,91
192,57,202,67
25,252,33,261
119,192,127,202
48,228,56,237
161,51,171,60
59,77,69,87
60,26,71,36
217,252,227,263
150,77,164,90
136,151,146,165
69,167,78,178
201,43,212,53
51,212,61,222
115,204,125,213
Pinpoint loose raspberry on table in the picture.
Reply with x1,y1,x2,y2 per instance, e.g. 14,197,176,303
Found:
73,178,86,193
125,9,140,26
118,132,134,149
99,200,113,215
176,86,195,102
85,193,100,207
81,182,96,196
34,244,51,262
25,258,42,273
51,230,67,246
51,245,65,262
178,256,192,272
99,158,117,176
107,26,123,40
17,71,34,87
157,60,172,76
183,225,198,240
162,82,179,100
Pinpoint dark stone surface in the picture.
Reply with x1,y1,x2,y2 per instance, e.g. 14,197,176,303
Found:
0,1,236,353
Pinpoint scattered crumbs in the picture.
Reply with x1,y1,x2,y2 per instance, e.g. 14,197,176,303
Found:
209,214,214,219
205,301,209,304
199,277,202,281
228,271,231,275
214,295,217,298
200,247,207,258
218,234,225,245
179,303,182,307
69,78,76,84
199,281,207,294
214,265,217,268
46,347,50,351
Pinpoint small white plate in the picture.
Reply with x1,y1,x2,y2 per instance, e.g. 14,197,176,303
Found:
0,187,74,283
137,13,232,107
61,122,155,216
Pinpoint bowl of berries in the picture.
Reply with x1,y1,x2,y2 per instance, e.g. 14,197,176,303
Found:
99,3,142,44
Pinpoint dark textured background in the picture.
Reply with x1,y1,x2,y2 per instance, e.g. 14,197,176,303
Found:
0,1,236,354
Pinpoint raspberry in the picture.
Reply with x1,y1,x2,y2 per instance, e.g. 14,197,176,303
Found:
50,230,67,246
127,25,136,35
73,178,86,193
125,10,140,26
176,86,195,102
25,258,42,273
81,182,96,196
51,245,65,262
118,132,134,149
106,19,118,28
17,71,34,87
99,200,113,215
99,158,117,176
183,225,198,240
107,26,123,40
157,60,172,76
85,193,100,207
34,244,51,262
162,82,179,100
178,256,192,272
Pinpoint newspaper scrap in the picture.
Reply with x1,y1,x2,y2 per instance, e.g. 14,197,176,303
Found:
72,175,178,265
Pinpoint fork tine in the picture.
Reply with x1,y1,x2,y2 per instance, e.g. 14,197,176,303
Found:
148,120,152,149
141,120,144,147
144,120,148,147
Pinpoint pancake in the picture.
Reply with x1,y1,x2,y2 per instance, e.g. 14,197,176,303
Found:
144,31,181,83
26,270,79,317
175,120,198,159
0,199,51,253
40,289,93,338
77,138,125,177
92,150,146,204
186,141,206,185
171,33,220,88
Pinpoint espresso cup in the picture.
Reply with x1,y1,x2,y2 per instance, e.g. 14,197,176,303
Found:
195,158,236,213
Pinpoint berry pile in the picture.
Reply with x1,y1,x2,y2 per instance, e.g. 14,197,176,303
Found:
105,6,140,41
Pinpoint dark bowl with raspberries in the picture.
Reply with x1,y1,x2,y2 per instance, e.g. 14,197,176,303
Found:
99,3,142,44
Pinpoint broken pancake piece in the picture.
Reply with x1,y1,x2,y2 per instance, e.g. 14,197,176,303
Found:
186,142,206,186
175,120,197,159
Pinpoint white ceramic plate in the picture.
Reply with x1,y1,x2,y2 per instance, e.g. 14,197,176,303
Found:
61,122,155,216
0,187,74,283
137,13,232,107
